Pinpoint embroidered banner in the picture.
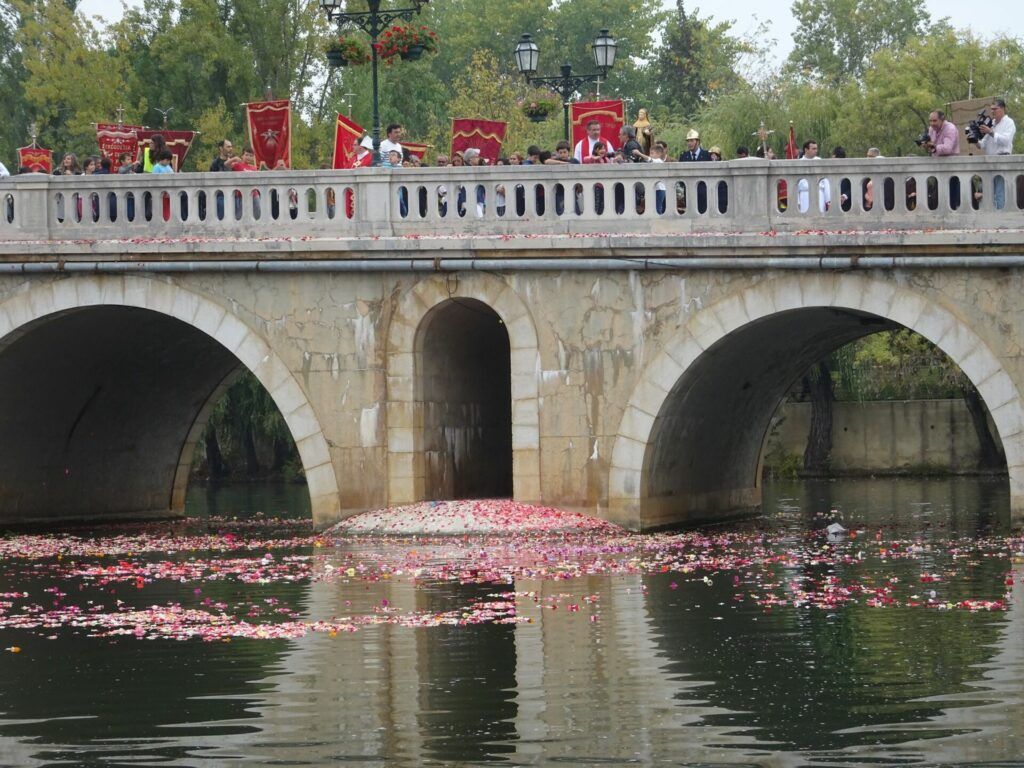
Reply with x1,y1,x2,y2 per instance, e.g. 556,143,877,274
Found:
136,130,196,172
451,118,507,164
570,100,623,156
96,123,144,170
332,114,370,169
403,142,429,161
17,146,52,173
245,100,292,169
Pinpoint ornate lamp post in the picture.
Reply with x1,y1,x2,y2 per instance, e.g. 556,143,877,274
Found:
514,29,617,141
319,0,430,166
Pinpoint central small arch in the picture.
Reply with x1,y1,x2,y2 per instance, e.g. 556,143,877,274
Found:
418,298,513,499
386,274,542,506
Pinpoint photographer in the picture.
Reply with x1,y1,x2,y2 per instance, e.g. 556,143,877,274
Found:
979,99,1016,208
979,99,1015,155
926,110,960,157
924,109,960,209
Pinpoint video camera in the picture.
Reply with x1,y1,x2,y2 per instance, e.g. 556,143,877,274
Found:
914,131,931,148
965,110,995,144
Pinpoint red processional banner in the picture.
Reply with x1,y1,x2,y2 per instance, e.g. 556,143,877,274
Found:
784,123,799,160
96,123,144,170
245,100,291,169
332,114,368,169
136,130,196,172
403,142,429,161
17,146,52,173
570,100,624,151
451,118,507,164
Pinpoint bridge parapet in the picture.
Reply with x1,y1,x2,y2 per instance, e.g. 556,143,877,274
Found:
1,157,1022,247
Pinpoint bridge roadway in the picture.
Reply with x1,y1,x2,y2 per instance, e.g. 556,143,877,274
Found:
1,157,1024,529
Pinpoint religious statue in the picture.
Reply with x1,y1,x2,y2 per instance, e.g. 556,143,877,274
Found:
633,108,654,156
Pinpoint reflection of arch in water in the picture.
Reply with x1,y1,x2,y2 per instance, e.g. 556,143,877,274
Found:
641,559,1008,753
609,274,1022,529
0,276,339,526
385,274,541,505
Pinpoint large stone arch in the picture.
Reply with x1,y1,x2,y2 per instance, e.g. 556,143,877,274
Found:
386,274,541,505
0,275,341,526
609,272,1024,529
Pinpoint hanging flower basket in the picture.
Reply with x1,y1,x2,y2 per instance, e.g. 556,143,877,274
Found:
520,92,559,122
325,36,371,67
400,43,425,61
374,24,439,63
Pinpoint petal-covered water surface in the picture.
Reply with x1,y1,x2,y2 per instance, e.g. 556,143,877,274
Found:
0,476,1021,767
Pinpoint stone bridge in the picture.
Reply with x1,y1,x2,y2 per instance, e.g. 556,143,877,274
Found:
2,157,1024,529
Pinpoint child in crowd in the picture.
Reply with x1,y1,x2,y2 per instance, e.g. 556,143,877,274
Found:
151,149,175,173
230,147,259,172
582,142,610,163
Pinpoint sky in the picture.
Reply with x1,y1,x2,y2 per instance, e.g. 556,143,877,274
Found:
77,0,1023,67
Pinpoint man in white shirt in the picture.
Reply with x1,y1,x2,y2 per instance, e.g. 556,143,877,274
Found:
979,98,1016,208
573,119,616,162
796,140,831,213
979,99,1015,155
0,161,9,177
378,123,404,165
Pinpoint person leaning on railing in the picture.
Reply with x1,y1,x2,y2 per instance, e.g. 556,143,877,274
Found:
924,109,961,210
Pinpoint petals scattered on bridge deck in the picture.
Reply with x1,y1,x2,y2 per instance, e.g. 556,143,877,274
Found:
328,499,623,535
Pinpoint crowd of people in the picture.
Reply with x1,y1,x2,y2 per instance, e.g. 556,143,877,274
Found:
1,101,1016,218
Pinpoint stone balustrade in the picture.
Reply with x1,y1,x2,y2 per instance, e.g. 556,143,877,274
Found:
1,157,1022,244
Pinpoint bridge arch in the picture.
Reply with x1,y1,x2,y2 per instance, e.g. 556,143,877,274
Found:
609,273,1024,529
0,275,340,526
386,274,541,505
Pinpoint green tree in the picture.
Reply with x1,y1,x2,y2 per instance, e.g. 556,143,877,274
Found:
14,0,128,157
788,0,931,84
654,1,750,120
693,78,843,160
832,28,1024,156
0,2,28,165
199,373,299,479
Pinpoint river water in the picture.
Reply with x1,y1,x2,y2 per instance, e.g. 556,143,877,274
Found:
1,477,1022,767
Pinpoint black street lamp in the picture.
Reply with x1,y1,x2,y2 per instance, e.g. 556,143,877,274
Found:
319,0,430,166
514,29,617,141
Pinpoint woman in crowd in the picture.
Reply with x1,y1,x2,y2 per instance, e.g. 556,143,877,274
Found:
143,134,169,173
53,153,81,176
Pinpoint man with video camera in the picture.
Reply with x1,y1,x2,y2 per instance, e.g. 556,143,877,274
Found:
978,98,1016,208
978,99,1015,155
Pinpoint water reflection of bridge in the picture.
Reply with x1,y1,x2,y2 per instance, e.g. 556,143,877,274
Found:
201,557,1021,764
